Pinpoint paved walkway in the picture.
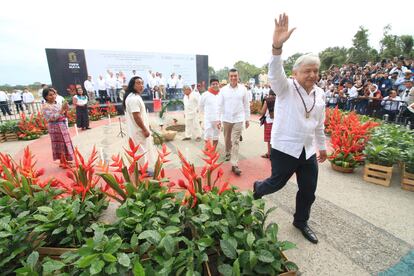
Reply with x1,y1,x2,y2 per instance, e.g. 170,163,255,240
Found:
1,112,413,275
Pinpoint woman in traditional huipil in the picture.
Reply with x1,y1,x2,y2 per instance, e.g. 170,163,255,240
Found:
41,88,74,167
73,84,90,130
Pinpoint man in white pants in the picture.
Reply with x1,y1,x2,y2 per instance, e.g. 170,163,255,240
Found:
182,85,202,142
217,69,250,176
199,77,220,147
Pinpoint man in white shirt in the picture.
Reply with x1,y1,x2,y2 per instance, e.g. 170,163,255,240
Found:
176,75,184,98
97,75,107,104
345,81,358,111
106,72,117,103
182,85,202,141
0,90,12,115
167,73,177,99
253,14,327,244
199,77,220,147
11,90,24,113
158,73,166,99
217,68,250,176
381,90,401,122
124,76,155,168
253,84,263,101
37,84,47,104
84,76,96,104
22,88,35,114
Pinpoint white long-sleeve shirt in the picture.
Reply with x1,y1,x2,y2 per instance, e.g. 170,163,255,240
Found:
268,55,326,159
97,79,106,90
217,84,250,123
199,91,219,122
84,80,95,92
22,92,34,103
381,96,401,111
11,92,22,101
183,92,200,118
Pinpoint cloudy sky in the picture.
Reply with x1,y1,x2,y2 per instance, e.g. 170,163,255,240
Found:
1,0,413,85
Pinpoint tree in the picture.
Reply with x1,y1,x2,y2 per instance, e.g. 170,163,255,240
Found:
399,35,414,58
214,67,230,82
208,66,216,78
379,24,401,59
319,47,348,71
233,61,261,83
348,26,373,65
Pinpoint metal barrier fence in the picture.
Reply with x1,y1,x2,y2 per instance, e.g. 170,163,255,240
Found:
0,100,185,123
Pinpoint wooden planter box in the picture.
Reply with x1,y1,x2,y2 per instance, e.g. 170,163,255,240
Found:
38,247,78,260
363,163,393,187
401,165,414,192
204,250,296,276
0,133,5,143
5,132,18,141
331,163,355,173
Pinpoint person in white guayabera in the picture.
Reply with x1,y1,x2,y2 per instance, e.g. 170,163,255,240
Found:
182,85,202,142
123,76,155,171
199,77,221,147
217,68,250,176
84,76,96,104
253,13,327,244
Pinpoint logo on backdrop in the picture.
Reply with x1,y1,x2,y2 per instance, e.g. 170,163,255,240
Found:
68,52,80,70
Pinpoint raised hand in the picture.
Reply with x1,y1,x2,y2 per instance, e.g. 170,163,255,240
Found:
273,13,296,49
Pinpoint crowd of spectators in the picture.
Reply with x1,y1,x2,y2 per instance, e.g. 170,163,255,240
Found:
317,56,414,125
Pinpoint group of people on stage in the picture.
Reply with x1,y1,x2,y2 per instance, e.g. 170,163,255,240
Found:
82,69,186,105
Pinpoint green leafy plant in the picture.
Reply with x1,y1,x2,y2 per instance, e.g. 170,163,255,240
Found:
33,194,107,247
61,225,134,275
402,148,414,174
0,120,19,133
158,99,183,119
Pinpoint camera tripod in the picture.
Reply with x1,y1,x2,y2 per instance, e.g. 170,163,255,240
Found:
117,117,126,137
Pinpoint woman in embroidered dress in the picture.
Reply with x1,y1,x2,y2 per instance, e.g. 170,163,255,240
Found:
259,89,276,159
41,88,74,167
73,84,90,130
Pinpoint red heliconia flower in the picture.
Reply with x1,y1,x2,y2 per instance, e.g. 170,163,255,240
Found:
202,185,212,192
178,179,187,189
139,162,149,180
110,154,123,172
218,181,230,195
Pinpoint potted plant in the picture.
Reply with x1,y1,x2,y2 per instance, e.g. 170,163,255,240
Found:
363,143,400,186
328,111,379,173
1,120,19,141
401,147,414,191
89,103,103,121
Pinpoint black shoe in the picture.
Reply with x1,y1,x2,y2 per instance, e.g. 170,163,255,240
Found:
224,154,231,161
253,181,262,200
293,223,318,244
182,137,191,141
231,166,241,176
86,127,91,130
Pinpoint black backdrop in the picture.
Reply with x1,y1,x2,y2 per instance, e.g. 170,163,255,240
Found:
46,48,208,97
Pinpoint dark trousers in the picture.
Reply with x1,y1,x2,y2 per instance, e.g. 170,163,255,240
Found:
382,109,398,122
14,100,24,113
98,90,108,104
76,106,89,129
0,101,12,115
255,148,318,227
